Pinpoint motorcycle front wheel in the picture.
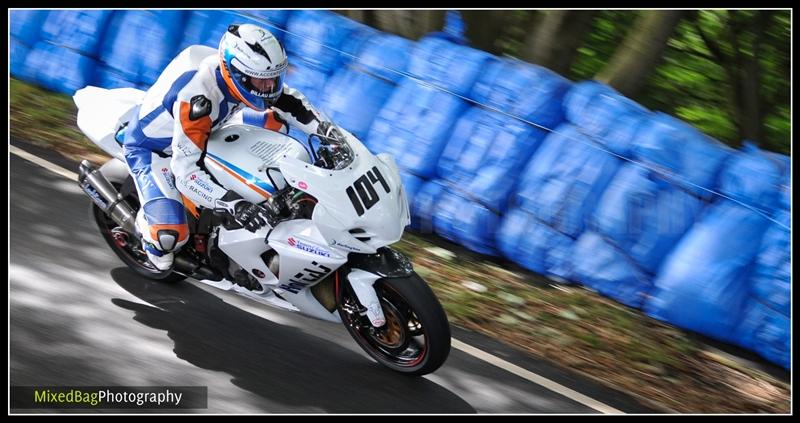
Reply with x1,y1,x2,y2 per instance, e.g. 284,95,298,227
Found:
338,272,451,376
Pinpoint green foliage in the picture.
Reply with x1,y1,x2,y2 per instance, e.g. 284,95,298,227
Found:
570,11,639,81
763,106,791,154
637,10,790,153
494,11,538,57
461,10,791,155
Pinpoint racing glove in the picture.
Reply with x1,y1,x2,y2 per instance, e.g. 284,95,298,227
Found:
215,191,274,232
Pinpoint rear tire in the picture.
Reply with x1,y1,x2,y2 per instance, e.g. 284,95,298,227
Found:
90,178,185,283
338,272,451,376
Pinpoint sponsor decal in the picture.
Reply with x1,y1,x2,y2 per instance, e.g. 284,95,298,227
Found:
298,181,308,190
190,177,214,192
187,185,214,203
160,167,176,191
81,183,108,210
287,237,331,257
248,141,291,163
331,239,362,252
278,261,332,294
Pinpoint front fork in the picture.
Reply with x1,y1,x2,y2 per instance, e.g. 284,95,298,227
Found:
338,247,414,329
346,269,387,328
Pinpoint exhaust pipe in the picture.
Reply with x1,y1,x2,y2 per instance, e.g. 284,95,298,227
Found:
78,160,137,234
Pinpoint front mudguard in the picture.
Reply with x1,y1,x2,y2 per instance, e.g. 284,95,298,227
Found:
347,247,414,278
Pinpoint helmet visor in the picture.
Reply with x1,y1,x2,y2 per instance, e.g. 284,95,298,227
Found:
230,67,285,97
251,76,280,94
228,57,287,108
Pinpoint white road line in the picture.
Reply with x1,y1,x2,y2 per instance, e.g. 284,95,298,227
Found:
451,339,622,414
10,145,625,414
10,145,79,181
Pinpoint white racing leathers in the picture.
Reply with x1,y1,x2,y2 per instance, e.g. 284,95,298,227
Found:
122,45,324,254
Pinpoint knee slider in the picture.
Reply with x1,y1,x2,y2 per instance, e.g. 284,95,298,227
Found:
157,229,179,252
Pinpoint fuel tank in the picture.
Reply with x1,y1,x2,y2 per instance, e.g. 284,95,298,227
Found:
204,124,311,203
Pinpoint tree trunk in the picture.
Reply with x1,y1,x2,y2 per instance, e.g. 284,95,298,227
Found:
692,11,770,144
371,10,446,40
596,10,686,97
737,52,763,142
339,10,377,27
734,12,768,142
519,10,597,74
460,10,511,53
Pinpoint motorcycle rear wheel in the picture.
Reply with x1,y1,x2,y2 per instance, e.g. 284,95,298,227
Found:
90,178,186,283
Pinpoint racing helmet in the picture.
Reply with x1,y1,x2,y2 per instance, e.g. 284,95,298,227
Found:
219,23,288,111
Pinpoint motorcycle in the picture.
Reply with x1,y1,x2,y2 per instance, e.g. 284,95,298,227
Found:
72,85,451,375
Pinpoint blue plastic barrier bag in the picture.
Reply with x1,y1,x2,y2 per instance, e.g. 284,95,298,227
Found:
633,113,732,199
41,10,114,57
319,35,413,139
571,231,653,308
644,201,773,344
750,209,790,315
10,10,50,46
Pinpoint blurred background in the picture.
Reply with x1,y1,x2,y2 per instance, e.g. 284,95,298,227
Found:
9,9,791,413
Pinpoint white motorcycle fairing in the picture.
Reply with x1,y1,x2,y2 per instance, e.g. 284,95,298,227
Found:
213,128,410,324
73,86,144,161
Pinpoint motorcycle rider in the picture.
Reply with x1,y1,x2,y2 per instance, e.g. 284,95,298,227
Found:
123,23,342,272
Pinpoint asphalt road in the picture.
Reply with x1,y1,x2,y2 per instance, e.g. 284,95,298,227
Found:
9,142,653,414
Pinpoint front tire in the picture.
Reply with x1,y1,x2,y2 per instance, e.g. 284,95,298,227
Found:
338,272,451,376
90,178,185,283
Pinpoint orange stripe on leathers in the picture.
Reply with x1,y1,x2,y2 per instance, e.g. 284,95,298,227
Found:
179,101,212,150
181,194,200,218
264,110,285,132
149,223,189,245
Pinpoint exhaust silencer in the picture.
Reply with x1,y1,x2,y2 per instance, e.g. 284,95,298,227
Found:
78,160,137,234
